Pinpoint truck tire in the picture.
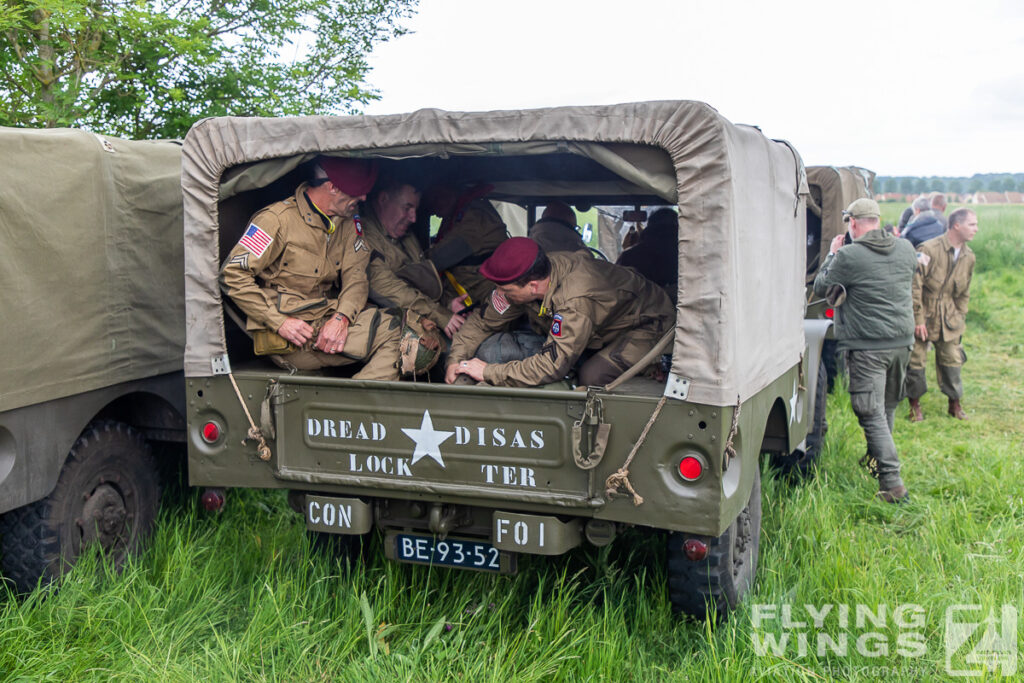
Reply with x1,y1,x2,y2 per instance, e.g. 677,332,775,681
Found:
667,466,761,620
822,339,839,393
770,358,828,477
0,420,160,593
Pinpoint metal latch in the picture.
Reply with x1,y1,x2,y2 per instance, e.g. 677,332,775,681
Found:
572,393,611,470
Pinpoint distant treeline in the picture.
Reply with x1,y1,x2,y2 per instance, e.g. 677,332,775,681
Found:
875,173,1024,194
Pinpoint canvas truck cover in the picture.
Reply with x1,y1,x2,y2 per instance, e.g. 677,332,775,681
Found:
805,165,874,281
182,101,807,406
0,128,184,412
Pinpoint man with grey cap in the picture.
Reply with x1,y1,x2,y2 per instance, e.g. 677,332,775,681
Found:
221,156,401,379
813,198,918,503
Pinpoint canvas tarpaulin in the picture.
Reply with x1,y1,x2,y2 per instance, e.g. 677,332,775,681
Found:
0,128,184,412
182,101,807,406
805,165,874,282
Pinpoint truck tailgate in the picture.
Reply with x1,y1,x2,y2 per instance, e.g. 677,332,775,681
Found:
271,378,597,509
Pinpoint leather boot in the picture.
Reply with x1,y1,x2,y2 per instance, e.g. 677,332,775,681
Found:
877,484,910,504
948,398,968,420
908,398,924,422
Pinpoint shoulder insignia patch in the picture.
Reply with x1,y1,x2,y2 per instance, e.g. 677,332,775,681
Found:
550,313,563,337
491,289,510,315
229,252,250,271
239,223,273,257
354,237,366,252
354,214,364,236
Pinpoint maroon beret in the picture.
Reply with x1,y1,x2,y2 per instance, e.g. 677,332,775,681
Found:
479,237,540,284
318,156,378,197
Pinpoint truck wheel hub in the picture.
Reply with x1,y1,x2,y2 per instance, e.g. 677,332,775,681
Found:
80,484,128,547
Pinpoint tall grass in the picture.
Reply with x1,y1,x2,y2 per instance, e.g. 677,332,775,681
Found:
2,209,1022,681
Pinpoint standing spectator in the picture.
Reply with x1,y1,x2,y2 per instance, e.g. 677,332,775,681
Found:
905,208,979,421
813,199,918,503
901,196,944,247
897,202,915,234
929,191,948,230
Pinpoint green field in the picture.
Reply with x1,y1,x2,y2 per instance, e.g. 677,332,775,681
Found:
2,206,1021,681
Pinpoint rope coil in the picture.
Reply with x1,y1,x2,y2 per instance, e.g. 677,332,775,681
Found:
228,373,272,461
604,395,668,506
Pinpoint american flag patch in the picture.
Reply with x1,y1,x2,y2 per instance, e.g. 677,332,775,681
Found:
239,223,273,257
491,289,510,315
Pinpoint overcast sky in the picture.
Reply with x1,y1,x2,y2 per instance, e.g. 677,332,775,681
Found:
363,0,1024,177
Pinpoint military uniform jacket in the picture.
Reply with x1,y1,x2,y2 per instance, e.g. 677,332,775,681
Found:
450,252,674,387
913,233,975,341
221,183,368,333
431,200,508,306
360,209,451,327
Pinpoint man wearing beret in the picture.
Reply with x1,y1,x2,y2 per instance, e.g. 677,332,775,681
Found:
813,198,918,503
221,156,401,379
445,237,673,388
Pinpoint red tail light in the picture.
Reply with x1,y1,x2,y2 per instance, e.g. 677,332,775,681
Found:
201,421,221,443
825,308,834,319
678,456,704,482
684,538,708,561
201,488,225,512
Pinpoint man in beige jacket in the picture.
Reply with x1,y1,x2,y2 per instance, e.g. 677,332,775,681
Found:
446,237,673,388
221,157,401,379
360,180,469,339
906,208,979,421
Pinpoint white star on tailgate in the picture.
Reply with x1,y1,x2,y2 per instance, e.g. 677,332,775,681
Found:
402,410,454,468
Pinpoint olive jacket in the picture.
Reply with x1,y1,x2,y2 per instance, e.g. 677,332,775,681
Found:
812,227,917,351
913,233,975,341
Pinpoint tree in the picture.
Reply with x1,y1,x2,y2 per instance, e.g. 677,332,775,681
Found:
0,0,417,139
899,177,914,194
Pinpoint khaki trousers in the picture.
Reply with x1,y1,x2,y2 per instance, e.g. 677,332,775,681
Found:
272,308,401,380
905,337,965,400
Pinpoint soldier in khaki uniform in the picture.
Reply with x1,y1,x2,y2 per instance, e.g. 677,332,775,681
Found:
528,201,590,254
361,181,469,339
424,184,509,308
221,157,401,380
906,208,979,421
445,237,673,388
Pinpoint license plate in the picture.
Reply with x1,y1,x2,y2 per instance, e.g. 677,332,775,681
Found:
392,533,516,573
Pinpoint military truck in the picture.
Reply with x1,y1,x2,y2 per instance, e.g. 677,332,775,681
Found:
804,165,875,392
0,128,186,592
182,101,828,619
